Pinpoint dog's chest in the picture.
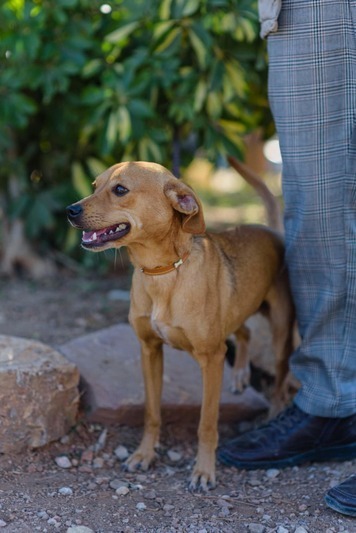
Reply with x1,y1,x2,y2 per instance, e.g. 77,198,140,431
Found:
150,310,190,352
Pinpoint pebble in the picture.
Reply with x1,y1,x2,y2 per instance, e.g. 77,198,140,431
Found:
109,479,129,490
294,528,308,533
116,486,130,496
163,504,175,511
248,478,262,486
277,527,289,533
114,445,129,461
92,428,107,452
59,487,73,496
248,524,265,533
167,450,182,462
266,468,280,479
37,511,49,520
81,449,94,463
298,504,308,512
136,502,147,511
0,520,6,528
217,498,233,509
55,456,72,469
93,457,104,469
67,527,95,533
219,506,230,517
143,489,156,500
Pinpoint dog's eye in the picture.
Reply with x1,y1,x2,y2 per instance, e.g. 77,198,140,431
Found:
113,184,129,197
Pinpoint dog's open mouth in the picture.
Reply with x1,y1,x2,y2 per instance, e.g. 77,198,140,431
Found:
81,223,130,248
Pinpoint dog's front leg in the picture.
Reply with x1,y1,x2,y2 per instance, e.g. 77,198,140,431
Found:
189,347,225,492
125,337,163,472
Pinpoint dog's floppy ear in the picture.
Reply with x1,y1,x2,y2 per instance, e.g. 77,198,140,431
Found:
164,180,206,234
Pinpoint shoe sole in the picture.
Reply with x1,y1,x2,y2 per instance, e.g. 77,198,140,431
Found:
324,494,356,517
218,442,356,470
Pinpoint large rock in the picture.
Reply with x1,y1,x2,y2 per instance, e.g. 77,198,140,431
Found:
0,335,79,453
60,323,269,425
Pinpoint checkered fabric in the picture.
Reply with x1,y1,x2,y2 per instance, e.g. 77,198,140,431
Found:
267,0,356,416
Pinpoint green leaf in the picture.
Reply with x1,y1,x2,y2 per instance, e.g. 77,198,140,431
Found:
105,22,140,44
154,26,181,53
159,0,172,20
182,0,200,17
194,79,207,112
72,162,92,198
188,29,208,69
117,106,131,143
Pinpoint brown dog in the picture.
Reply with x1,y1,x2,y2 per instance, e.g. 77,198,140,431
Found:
67,161,294,491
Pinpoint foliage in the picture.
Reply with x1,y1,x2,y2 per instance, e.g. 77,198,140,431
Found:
0,0,271,262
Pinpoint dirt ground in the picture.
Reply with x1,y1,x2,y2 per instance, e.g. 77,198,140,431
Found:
0,273,355,533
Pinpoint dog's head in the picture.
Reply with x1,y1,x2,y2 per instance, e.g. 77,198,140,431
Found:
66,161,206,252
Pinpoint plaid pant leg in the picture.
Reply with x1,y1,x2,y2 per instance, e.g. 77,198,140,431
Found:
267,0,356,416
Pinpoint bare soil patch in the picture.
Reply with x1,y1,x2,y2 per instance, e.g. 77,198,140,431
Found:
0,274,354,533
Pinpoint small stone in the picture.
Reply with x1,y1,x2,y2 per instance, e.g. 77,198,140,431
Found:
219,506,230,517
92,428,107,452
81,449,94,463
116,486,130,496
167,450,182,462
59,487,73,496
248,478,262,486
93,457,104,469
277,527,289,533
136,502,147,511
55,456,72,469
266,468,280,479
114,445,129,461
294,528,308,533
109,479,129,490
143,489,156,500
163,504,175,512
248,524,265,533
94,476,109,485
78,465,92,473
298,504,308,512
0,520,6,528
217,499,233,509
37,511,49,520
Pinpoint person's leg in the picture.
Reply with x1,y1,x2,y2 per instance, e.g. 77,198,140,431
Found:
269,0,356,418
218,0,356,471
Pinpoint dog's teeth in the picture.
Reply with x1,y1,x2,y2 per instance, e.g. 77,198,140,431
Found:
92,232,97,241
109,230,114,234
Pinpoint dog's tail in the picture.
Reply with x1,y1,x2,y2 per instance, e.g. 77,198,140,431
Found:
227,155,283,233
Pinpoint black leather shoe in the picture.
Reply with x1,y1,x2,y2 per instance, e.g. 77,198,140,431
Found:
218,404,356,469
325,475,356,517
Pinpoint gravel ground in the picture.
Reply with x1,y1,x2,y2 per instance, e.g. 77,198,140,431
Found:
0,274,355,533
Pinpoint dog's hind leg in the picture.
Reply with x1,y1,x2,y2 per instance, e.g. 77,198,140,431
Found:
230,325,251,394
265,280,295,411
125,336,163,472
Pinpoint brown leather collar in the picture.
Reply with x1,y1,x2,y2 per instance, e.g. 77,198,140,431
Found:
140,251,190,276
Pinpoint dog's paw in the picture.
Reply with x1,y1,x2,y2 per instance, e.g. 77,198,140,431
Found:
230,364,251,394
123,448,155,472
188,466,216,492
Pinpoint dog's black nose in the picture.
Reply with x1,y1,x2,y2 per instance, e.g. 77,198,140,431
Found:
66,203,83,219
